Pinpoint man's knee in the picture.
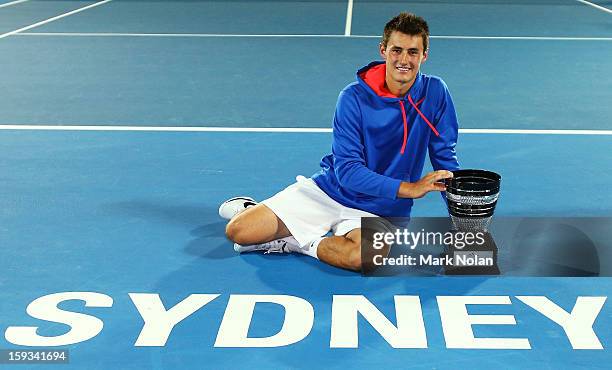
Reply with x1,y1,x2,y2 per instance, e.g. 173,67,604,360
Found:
344,229,362,271
225,215,252,245
347,247,362,271
224,204,289,245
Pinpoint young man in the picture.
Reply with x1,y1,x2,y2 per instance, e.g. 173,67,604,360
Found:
220,12,459,271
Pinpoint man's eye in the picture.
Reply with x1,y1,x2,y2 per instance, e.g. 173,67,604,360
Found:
392,49,401,54
409,50,419,56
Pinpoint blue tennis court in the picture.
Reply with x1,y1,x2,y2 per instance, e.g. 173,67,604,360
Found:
1,0,611,368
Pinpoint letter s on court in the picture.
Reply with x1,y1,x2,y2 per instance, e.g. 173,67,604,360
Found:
5,292,113,346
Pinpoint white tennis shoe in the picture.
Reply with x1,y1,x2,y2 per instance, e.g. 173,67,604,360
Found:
234,237,301,254
218,196,258,220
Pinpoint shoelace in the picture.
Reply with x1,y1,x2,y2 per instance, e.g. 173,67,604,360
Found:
263,240,288,254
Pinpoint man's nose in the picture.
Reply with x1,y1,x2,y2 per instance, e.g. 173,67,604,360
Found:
399,51,410,64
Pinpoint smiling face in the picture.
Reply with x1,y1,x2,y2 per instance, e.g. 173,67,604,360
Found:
379,31,428,97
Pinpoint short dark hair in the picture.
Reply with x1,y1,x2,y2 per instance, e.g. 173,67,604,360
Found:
381,12,429,52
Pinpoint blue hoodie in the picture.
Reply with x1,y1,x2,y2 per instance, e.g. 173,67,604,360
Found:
312,61,460,217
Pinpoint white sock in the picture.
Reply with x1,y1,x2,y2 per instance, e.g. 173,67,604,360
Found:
298,237,324,260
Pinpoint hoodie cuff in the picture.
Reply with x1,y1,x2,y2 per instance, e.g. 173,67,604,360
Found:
382,178,403,200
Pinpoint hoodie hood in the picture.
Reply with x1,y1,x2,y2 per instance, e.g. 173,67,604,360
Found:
358,62,398,98
357,61,424,100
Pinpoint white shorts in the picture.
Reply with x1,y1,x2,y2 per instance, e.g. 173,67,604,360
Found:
261,176,379,247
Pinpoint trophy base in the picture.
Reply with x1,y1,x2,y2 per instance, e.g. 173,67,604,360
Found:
443,232,500,275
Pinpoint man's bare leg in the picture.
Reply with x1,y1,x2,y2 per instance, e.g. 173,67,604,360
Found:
225,204,291,245
316,228,362,271
226,209,365,272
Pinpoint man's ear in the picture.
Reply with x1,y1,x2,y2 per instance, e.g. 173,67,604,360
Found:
379,42,387,60
422,49,429,63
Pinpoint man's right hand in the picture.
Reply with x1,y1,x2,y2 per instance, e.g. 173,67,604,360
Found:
397,170,453,199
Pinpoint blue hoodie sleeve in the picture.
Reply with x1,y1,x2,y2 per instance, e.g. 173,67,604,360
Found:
332,89,402,200
428,80,460,206
429,80,460,172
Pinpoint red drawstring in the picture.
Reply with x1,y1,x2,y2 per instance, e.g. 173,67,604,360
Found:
399,95,432,154
408,94,440,137
399,101,408,154
398,95,439,154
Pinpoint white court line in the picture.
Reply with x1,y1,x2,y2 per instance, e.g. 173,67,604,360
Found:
1,125,612,135
0,125,333,133
345,34,612,41
13,32,612,41
0,0,112,40
576,0,612,14
16,32,352,38
0,0,28,9
430,35,612,41
460,129,612,135
344,0,354,36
